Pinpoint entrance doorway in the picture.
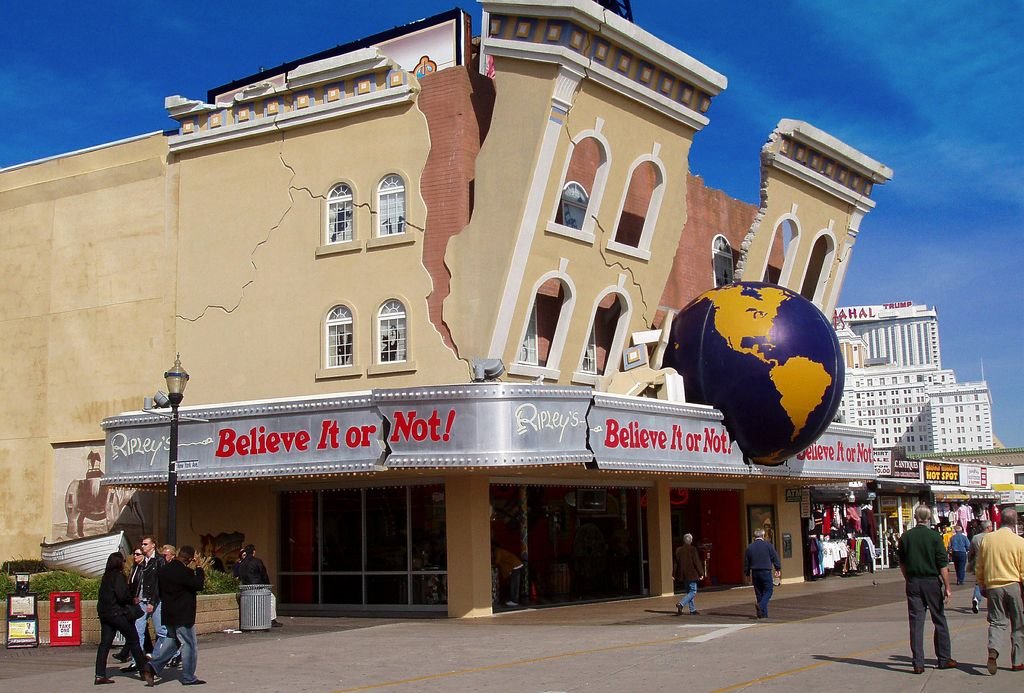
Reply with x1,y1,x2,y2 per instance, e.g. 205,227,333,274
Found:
670,488,743,586
490,484,647,606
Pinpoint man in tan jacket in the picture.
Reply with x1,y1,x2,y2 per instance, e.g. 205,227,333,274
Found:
976,507,1024,675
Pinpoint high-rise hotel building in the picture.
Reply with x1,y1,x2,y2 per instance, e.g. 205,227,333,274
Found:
835,302,994,454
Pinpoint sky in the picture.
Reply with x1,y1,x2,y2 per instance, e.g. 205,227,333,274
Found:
2,1,1022,447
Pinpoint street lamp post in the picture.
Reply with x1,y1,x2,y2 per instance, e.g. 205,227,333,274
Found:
163,354,189,547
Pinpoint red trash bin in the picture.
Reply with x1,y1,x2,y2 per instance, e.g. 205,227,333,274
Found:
49,592,81,647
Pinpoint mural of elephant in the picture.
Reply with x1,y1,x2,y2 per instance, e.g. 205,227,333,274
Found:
64,475,134,538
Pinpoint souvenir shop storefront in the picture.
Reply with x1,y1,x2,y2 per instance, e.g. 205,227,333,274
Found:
101,385,876,617
801,483,882,580
869,457,932,568
926,460,1001,535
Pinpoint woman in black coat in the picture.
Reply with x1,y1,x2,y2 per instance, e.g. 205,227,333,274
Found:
94,551,151,685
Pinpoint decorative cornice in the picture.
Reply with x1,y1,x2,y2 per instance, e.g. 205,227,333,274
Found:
480,0,724,131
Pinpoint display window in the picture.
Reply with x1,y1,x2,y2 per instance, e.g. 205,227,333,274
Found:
278,483,447,609
489,484,646,606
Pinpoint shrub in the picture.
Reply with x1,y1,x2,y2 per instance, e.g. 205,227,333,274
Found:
2,568,238,601
2,559,46,574
201,568,240,595
1,571,100,601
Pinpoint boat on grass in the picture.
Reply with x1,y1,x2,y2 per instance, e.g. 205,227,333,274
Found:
40,531,131,578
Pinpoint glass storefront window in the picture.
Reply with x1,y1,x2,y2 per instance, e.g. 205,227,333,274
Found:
491,484,646,606
322,489,362,572
366,487,408,572
279,484,446,609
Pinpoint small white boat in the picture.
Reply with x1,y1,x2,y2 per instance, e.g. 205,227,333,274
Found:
40,530,131,578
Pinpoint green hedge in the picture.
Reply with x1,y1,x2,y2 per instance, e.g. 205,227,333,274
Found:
3,569,239,601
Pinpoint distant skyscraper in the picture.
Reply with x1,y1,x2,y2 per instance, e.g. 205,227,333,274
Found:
834,302,994,454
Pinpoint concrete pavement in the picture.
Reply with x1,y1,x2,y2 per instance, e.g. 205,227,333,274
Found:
1,569,1019,692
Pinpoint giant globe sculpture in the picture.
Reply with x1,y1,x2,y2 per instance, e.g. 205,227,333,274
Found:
664,282,844,466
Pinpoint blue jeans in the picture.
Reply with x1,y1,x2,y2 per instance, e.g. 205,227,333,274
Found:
150,624,199,683
751,570,774,617
135,601,167,652
677,581,698,613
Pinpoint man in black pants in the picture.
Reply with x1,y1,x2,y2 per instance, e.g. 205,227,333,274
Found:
898,505,958,674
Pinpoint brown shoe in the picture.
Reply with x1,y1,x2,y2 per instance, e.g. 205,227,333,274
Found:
937,659,958,670
94,677,115,685
912,666,925,675
143,663,156,686
988,648,999,675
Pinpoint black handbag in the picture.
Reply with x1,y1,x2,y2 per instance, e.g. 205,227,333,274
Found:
123,602,144,621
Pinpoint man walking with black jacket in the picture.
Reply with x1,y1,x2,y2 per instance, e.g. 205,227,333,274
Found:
144,545,205,686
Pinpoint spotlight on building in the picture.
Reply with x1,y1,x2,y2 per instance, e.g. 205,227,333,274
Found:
470,358,505,382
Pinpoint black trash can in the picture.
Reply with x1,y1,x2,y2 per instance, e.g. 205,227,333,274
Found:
238,584,273,631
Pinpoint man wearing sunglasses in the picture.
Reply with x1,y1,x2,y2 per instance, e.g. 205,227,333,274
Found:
122,536,167,673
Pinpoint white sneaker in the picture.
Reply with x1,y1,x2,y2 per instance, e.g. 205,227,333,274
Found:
505,601,518,606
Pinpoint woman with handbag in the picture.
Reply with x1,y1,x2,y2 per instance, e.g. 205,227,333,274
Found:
94,551,152,685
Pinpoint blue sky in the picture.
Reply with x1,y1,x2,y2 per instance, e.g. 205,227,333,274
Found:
3,1,1021,447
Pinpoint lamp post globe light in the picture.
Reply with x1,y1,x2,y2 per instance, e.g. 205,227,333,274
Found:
163,354,189,547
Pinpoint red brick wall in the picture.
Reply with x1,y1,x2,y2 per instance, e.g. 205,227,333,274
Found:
418,65,495,354
657,175,758,322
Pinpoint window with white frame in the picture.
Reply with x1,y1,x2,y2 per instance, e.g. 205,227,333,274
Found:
519,305,539,365
558,182,589,230
713,236,735,287
613,160,662,248
326,184,354,244
580,325,598,374
377,174,406,237
580,293,625,375
325,305,354,368
517,279,567,368
378,299,407,363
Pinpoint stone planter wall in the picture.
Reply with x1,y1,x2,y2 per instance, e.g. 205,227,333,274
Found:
3,593,240,646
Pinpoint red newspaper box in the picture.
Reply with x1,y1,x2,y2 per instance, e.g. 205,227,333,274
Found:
49,592,81,646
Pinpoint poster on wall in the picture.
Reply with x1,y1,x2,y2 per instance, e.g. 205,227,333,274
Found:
747,504,777,550
50,444,154,545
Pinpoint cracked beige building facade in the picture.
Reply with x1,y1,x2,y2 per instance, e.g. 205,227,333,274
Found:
1,1,892,616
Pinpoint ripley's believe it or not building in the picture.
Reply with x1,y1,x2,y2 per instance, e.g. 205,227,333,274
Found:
0,1,893,616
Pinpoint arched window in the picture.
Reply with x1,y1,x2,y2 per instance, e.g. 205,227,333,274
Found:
377,299,407,363
713,236,735,287
552,135,608,238
763,218,798,284
325,306,353,368
326,184,353,244
558,182,589,230
377,174,406,237
580,293,626,375
613,160,663,249
518,279,568,367
799,233,836,302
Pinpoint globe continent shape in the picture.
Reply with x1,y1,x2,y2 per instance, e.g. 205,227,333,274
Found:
665,282,844,466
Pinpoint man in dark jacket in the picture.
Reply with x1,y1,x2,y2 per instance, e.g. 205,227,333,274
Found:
144,545,205,686
233,544,281,626
674,533,704,615
743,528,781,619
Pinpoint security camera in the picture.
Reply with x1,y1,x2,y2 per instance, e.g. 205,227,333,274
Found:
153,391,171,408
